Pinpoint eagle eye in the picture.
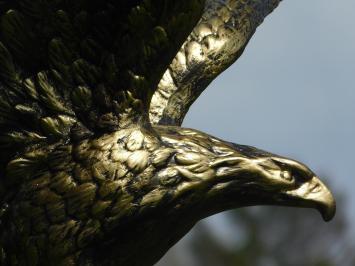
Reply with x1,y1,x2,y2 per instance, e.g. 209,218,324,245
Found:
281,171,294,182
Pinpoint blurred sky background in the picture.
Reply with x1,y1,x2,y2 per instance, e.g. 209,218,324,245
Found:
157,0,355,265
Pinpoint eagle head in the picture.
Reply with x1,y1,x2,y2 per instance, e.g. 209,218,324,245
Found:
155,126,336,222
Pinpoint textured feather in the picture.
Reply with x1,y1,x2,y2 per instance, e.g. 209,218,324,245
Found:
150,0,282,125
0,2,336,265
0,0,205,197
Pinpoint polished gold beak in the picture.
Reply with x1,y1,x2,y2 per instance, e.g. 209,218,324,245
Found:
285,176,336,222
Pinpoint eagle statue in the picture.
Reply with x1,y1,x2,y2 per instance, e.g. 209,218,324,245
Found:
0,0,335,265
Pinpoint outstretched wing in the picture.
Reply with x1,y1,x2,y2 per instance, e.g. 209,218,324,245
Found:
0,0,205,195
150,0,282,125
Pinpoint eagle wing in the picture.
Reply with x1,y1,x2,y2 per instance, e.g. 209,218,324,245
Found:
149,0,282,125
0,0,205,197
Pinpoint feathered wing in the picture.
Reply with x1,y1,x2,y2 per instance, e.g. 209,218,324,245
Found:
0,0,205,197
150,0,282,126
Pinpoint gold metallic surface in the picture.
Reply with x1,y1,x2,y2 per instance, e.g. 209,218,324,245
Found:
285,175,336,221
150,0,281,125
0,0,335,265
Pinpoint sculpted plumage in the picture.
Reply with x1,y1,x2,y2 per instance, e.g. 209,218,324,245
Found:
0,0,335,265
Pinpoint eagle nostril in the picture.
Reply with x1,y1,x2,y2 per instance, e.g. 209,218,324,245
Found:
310,182,322,193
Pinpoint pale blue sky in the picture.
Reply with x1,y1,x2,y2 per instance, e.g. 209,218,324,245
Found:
183,0,355,235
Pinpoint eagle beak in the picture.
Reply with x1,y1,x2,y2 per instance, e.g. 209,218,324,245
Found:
284,176,336,222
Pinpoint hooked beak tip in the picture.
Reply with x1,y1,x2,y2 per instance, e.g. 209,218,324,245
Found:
285,176,336,222
318,188,336,222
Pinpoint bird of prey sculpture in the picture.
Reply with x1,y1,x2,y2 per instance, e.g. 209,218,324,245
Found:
0,0,335,265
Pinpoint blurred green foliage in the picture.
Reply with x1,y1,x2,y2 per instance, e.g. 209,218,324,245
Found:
157,193,354,266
